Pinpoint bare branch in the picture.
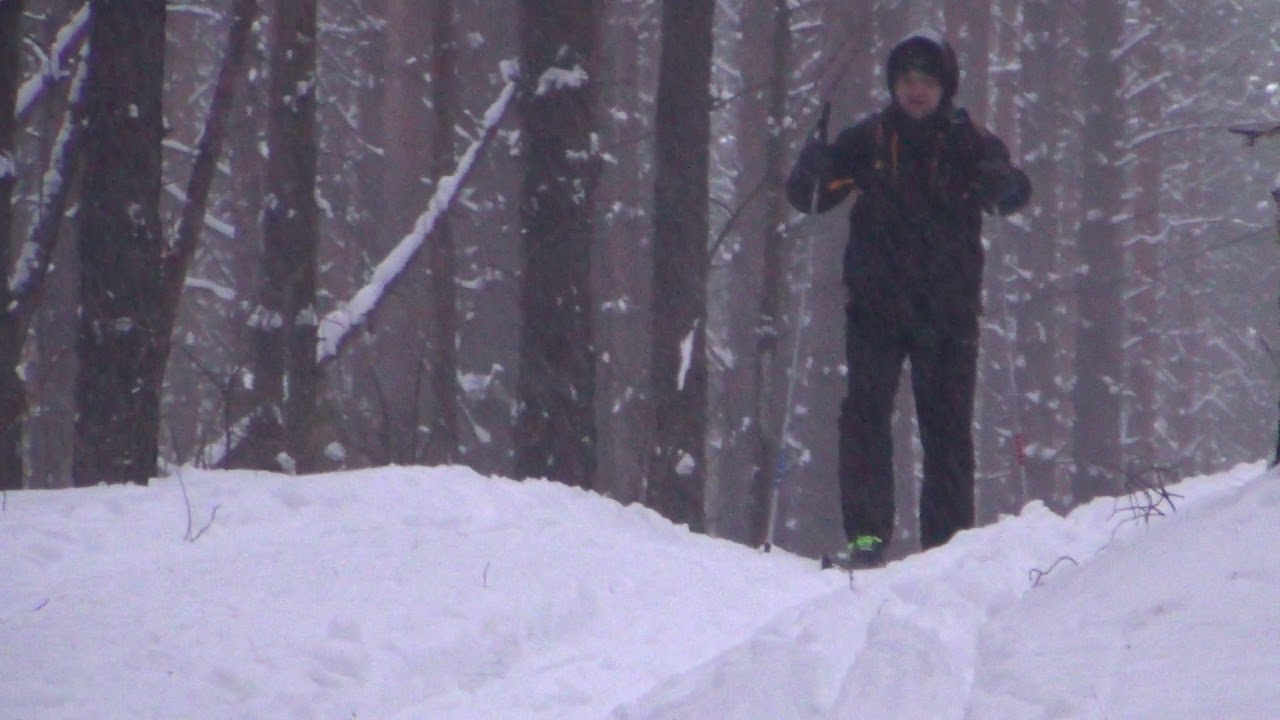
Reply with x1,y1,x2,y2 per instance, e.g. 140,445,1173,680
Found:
1228,123,1280,147
1112,463,1183,527
162,0,259,308
187,64,519,468
177,469,221,543
6,60,89,335
1029,556,1079,588
15,4,90,126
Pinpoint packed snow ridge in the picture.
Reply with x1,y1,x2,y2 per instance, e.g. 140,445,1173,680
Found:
1,461,1277,718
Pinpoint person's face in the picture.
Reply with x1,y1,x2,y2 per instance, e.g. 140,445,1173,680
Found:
893,69,943,119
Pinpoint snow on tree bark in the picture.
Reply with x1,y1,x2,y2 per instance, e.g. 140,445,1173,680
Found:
237,0,320,473
514,1,600,490
648,0,715,531
1072,0,1126,502
0,0,22,490
73,0,168,486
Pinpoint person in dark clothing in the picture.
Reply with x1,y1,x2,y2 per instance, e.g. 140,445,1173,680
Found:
787,32,1030,567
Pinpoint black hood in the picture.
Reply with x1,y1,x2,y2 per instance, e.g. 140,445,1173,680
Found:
886,33,960,106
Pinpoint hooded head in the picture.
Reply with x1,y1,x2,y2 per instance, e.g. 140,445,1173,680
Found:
886,32,960,111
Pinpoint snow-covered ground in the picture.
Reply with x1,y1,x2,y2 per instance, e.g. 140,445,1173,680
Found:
2,461,1276,719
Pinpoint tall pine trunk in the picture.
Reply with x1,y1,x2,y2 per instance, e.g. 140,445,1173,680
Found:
0,0,23,490
1015,1,1067,508
369,0,433,465
1128,0,1165,465
648,0,715,530
594,3,655,504
73,0,168,486
712,0,790,545
242,0,319,472
426,0,461,464
514,1,600,488
1073,0,1125,502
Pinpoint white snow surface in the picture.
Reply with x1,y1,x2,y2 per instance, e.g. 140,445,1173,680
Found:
1,461,1277,719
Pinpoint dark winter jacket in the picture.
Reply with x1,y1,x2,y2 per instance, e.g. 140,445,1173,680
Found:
787,102,1030,338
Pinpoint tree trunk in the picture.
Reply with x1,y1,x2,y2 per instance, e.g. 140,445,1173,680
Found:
973,0,1019,522
594,3,656,504
73,0,168,486
1014,1,1067,509
1072,0,1125,502
426,0,461,464
647,0,715,531
364,0,428,466
0,0,22,490
240,0,319,473
3,61,88,487
747,0,794,547
1128,0,1165,465
709,0,790,545
514,1,600,488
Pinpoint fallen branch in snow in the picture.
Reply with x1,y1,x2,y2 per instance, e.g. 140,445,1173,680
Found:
1112,463,1182,527
1031,465,1182,588
1029,556,1079,588
1095,463,1182,552
316,62,520,366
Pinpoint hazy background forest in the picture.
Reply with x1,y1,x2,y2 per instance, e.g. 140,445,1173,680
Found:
4,0,1280,558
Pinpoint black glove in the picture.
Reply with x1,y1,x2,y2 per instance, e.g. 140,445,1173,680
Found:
799,139,834,179
796,139,836,211
787,138,837,213
975,159,1020,213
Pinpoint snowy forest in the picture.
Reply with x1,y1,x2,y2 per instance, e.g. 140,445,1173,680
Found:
3,0,1280,559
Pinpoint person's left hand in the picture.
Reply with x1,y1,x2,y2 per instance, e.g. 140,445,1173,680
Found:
975,159,1019,212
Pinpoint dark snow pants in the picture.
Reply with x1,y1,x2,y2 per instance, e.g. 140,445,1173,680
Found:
838,294,978,553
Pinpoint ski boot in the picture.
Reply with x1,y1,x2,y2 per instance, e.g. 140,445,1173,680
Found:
821,535,886,571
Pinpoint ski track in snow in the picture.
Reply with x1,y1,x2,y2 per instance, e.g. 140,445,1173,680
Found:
1,462,1276,719
0,467,836,719
613,463,1277,719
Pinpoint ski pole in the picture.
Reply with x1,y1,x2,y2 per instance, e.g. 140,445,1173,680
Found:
764,101,829,552
807,101,832,215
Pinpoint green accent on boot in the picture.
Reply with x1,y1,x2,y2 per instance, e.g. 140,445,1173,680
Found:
822,535,886,570
851,535,884,553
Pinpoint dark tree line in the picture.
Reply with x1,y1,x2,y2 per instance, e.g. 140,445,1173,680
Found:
4,1,1280,557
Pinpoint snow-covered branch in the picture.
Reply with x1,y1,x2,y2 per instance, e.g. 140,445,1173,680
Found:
7,61,88,309
193,405,273,470
316,64,519,365
187,64,520,469
15,4,89,126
